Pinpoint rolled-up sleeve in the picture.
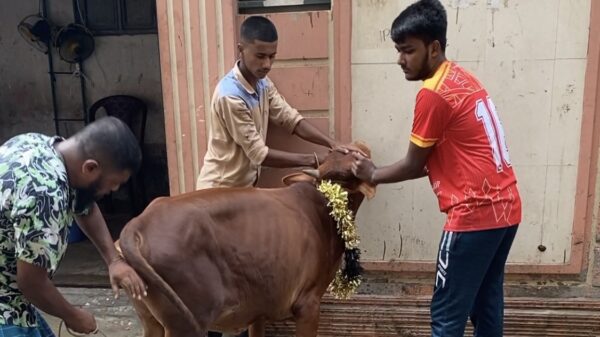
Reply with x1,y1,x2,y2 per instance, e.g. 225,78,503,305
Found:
217,95,269,166
266,78,303,134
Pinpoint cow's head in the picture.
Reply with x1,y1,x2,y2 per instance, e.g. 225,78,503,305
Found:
283,141,376,199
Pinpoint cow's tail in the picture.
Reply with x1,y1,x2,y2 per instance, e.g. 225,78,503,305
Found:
119,222,202,333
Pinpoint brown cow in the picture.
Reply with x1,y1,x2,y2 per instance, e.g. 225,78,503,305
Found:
118,143,374,337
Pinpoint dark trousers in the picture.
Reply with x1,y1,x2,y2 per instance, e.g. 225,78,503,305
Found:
430,225,518,337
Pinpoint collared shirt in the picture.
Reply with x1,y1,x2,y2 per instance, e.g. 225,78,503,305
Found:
196,62,303,189
0,133,88,327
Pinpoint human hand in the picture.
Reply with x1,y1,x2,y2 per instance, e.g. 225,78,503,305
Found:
109,258,147,300
331,144,349,154
351,152,376,184
64,307,97,334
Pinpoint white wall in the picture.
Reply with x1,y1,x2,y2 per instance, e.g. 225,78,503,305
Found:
352,0,591,264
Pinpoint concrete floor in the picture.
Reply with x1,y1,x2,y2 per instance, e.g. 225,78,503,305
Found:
54,241,111,287
42,287,142,337
47,211,144,336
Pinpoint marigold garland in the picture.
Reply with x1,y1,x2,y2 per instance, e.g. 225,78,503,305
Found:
317,180,362,299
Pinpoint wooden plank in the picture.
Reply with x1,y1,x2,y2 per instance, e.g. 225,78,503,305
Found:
266,295,600,336
237,11,329,60
156,0,180,195
332,0,352,142
268,66,329,111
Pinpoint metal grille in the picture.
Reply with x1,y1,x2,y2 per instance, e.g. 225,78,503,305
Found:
238,0,331,14
75,0,157,35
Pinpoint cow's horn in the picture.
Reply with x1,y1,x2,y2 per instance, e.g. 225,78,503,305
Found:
302,169,320,179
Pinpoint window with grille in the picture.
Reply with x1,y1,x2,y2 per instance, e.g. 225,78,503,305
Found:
238,0,331,14
74,0,157,35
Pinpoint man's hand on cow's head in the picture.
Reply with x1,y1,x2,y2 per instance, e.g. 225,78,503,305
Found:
332,144,368,158
330,143,349,155
351,152,376,185
108,257,147,300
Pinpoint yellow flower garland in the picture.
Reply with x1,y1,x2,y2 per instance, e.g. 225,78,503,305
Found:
317,180,362,299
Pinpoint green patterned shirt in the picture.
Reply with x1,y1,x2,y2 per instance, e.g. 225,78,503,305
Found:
0,133,86,327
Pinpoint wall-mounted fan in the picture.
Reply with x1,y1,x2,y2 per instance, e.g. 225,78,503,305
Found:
54,24,95,63
17,14,53,53
18,15,95,64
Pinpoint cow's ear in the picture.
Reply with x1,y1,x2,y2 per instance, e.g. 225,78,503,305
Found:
357,182,376,200
282,172,316,186
352,140,371,158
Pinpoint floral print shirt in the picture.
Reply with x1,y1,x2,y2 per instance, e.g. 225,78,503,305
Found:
0,133,87,327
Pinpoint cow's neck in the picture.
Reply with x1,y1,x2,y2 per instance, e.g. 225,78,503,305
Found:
293,181,365,263
291,180,364,225
347,191,365,216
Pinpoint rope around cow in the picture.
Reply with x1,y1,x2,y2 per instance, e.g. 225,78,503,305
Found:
317,180,363,299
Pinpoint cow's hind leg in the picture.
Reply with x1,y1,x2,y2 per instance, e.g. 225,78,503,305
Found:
249,317,265,337
132,299,165,337
143,293,208,337
164,326,207,337
293,297,320,337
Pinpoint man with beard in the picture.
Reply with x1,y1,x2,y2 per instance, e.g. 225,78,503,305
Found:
351,1,521,336
196,15,345,190
0,116,147,336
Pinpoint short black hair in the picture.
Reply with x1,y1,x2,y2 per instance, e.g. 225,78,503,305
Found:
391,0,447,52
73,116,142,173
240,16,278,43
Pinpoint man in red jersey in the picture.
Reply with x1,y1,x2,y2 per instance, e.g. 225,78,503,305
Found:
351,1,521,336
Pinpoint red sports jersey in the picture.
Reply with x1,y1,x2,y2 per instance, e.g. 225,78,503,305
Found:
411,61,521,232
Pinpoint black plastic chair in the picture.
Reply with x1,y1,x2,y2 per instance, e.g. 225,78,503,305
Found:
89,95,148,214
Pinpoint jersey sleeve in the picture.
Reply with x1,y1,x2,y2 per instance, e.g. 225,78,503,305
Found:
410,89,452,148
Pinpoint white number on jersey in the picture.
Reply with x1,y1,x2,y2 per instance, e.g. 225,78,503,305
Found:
475,97,511,172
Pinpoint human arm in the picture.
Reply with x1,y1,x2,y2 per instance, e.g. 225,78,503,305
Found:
261,148,319,168
219,95,321,168
292,119,338,149
351,142,431,184
12,186,96,333
17,261,96,333
266,78,347,152
75,203,146,300
351,89,448,184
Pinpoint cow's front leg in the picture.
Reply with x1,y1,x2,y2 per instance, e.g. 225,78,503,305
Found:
249,317,265,337
293,297,320,337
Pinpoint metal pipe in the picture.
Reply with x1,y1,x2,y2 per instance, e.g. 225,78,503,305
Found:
42,0,61,135
72,0,88,125
78,63,88,124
